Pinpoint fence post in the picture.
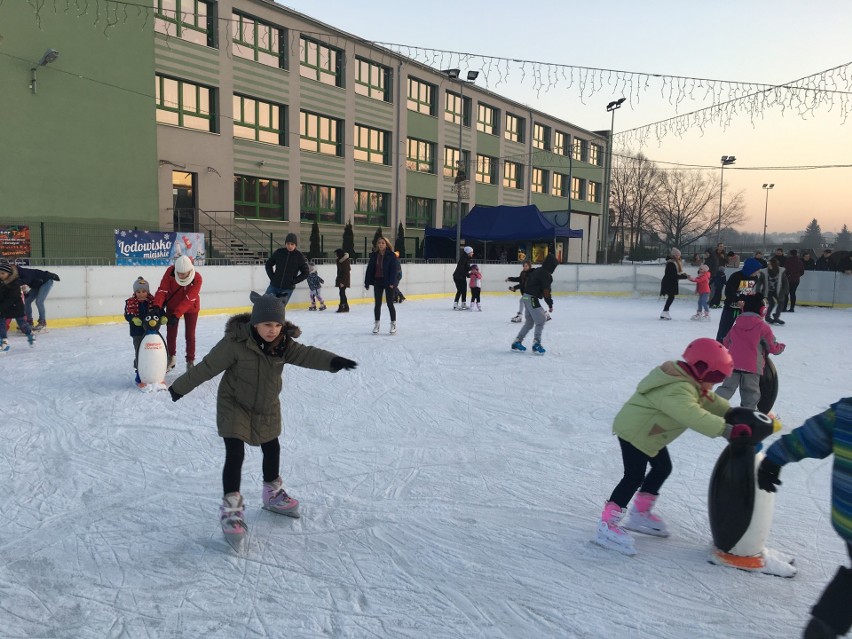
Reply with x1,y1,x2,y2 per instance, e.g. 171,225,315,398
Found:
40,222,46,258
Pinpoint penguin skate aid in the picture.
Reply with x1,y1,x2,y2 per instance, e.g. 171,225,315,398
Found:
594,338,780,558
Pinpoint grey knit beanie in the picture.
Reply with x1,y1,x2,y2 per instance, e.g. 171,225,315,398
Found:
285,233,298,245
133,276,150,293
250,291,285,325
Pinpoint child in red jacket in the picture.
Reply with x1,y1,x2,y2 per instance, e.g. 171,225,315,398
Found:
688,264,712,321
153,255,202,371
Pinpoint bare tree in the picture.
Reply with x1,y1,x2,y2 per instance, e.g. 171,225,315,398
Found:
611,151,662,253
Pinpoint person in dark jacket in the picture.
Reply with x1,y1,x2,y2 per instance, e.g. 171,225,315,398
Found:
453,246,473,310
168,291,357,540
773,247,787,267
659,248,688,320
783,249,805,312
0,262,36,351
506,259,532,322
333,248,351,313
264,232,310,307
715,257,765,343
16,265,59,331
802,251,817,271
123,276,161,387
364,237,400,335
816,249,833,271
392,251,406,303
759,257,789,325
838,251,852,275
510,253,557,354
753,250,769,269
757,398,852,639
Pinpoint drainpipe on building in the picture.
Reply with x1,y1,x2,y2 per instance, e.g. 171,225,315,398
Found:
393,61,404,240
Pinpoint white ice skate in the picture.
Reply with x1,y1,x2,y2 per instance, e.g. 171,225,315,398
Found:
372,321,380,334
262,477,300,518
510,313,522,323
623,507,670,537
593,520,636,556
708,546,797,577
219,492,247,551
660,311,671,320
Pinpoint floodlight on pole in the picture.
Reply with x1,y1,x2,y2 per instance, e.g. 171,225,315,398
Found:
762,183,775,253
602,97,626,264
716,155,736,243
30,48,60,94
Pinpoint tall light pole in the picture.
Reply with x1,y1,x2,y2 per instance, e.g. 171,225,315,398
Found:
762,183,775,253
443,68,479,261
716,155,736,243
602,97,625,264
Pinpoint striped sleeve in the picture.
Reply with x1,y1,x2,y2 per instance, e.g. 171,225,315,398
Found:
765,407,836,466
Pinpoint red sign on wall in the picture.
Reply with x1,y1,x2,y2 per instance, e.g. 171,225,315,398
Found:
0,226,31,261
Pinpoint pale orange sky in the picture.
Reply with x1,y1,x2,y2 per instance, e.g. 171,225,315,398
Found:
285,0,852,235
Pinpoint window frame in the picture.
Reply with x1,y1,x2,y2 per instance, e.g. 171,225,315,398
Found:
572,137,588,162
503,160,523,190
232,11,286,68
354,124,390,165
354,57,391,102
234,174,287,221
551,172,568,198
155,0,215,47
299,110,343,156
571,176,585,200
299,35,343,87
444,90,471,127
532,123,551,151
353,189,390,226
300,182,343,224
155,74,217,132
407,77,436,115
233,94,286,145
443,146,470,179
405,196,435,228
442,201,469,228
505,113,524,143
406,137,436,174
552,130,568,156
475,154,497,185
531,167,548,193
476,103,498,135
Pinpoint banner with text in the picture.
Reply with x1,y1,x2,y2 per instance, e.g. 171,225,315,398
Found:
115,230,205,266
0,225,32,263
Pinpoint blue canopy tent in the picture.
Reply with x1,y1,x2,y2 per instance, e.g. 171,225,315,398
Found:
424,205,583,259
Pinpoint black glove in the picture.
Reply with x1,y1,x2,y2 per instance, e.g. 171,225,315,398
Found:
330,356,357,371
168,386,183,402
757,458,782,492
48,272,60,281
167,315,179,326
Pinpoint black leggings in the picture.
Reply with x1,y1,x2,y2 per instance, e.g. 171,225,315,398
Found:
339,286,348,306
222,437,280,495
453,277,467,303
662,294,675,311
608,438,673,508
373,279,396,321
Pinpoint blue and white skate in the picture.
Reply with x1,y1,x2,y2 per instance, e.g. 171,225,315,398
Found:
532,341,546,355
511,340,526,352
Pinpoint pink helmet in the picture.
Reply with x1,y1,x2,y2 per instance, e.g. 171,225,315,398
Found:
682,338,733,384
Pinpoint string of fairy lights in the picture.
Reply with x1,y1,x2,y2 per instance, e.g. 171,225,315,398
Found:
12,0,852,173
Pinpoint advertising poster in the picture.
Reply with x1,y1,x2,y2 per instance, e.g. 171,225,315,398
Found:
0,225,31,263
115,230,206,266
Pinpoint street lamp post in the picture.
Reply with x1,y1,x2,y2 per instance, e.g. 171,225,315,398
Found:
602,97,625,264
762,183,775,253
443,69,479,262
716,155,736,243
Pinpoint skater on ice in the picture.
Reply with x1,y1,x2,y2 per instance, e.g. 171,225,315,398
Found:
758,398,852,638
453,245,473,310
15,263,59,332
264,232,310,308
305,262,326,311
658,247,688,320
123,276,165,388
167,292,357,549
333,248,351,313
0,262,36,352
364,237,399,334
152,255,202,371
716,257,764,342
688,264,712,321
595,338,752,555
511,253,557,354
506,259,531,323
468,263,482,311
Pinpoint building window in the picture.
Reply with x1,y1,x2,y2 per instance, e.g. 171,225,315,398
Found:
407,77,435,115
354,124,390,165
504,161,523,190
234,174,286,220
443,147,469,179
300,183,342,223
232,12,285,68
553,131,568,156
571,176,585,200
475,154,496,184
300,110,342,156
444,91,470,127
233,95,285,145
405,196,435,228
531,168,548,193
406,138,435,173
155,74,216,132
589,143,602,166
355,57,391,102
476,103,498,135
155,0,215,47
354,189,389,226
299,36,342,87
551,172,567,198
532,123,551,150
572,137,588,162
505,113,524,143
588,181,601,203
442,201,469,228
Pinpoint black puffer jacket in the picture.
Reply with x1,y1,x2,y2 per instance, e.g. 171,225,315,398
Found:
265,247,310,289
0,266,26,318
525,254,558,307
453,254,471,280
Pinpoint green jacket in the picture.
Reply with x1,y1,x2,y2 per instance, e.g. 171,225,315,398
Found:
171,313,339,445
613,361,730,457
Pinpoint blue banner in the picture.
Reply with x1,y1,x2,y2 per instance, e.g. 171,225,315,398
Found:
115,230,205,266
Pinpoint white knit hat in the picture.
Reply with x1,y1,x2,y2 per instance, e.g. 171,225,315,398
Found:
174,255,195,286
463,246,473,255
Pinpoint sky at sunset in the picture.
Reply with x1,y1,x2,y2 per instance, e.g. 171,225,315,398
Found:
283,0,852,235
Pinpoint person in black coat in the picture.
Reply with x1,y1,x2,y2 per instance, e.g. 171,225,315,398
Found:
659,248,688,320
16,265,59,330
815,249,833,271
0,263,36,350
264,232,310,307
333,248,351,313
511,254,558,353
453,246,473,310
715,257,765,343
364,237,400,334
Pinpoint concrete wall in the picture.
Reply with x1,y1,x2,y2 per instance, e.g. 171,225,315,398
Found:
40,265,852,327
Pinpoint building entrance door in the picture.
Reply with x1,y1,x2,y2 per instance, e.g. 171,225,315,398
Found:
172,171,197,232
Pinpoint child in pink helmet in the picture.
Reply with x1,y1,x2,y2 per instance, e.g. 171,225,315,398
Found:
595,338,753,555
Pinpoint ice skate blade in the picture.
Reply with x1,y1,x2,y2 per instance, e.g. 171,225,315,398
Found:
223,532,247,552
623,521,670,537
708,548,797,578
262,504,301,518
591,536,637,556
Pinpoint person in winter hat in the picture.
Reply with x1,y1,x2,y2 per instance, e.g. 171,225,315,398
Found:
688,264,712,321
715,257,765,343
659,248,688,320
0,262,36,351
333,248,351,312
305,262,326,311
715,294,785,410
468,264,482,311
364,237,400,334
15,264,59,331
757,398,852,639
511,253,557,354
167,291,357,545
506,260,532,322
452,246,473,310
264,232,309,308
123,276,164,387
595,338,757,556
152,255,202,371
